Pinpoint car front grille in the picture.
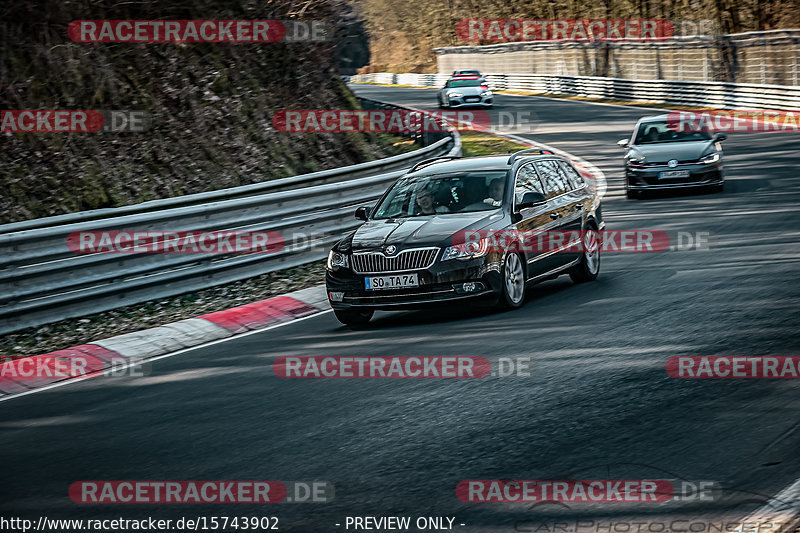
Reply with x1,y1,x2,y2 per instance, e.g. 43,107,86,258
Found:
351,248,439,274
633,158,701,167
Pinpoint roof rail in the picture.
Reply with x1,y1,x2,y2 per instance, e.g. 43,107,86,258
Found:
507,148,554,165
409,156,461,173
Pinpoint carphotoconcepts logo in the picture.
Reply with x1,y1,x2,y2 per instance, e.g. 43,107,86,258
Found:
666,356,800,378
272,356,535,379
67,231,285,254
456,480,675,503
514,518,782,533
456,19,674,42
67,20,332,43
1,110,150,133
667,109,800,133
69,481,333,503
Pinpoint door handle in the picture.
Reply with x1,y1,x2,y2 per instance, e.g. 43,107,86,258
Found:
550,212,561,219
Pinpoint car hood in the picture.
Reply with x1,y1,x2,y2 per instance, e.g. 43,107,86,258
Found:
629,140,716,162
351,211,501,252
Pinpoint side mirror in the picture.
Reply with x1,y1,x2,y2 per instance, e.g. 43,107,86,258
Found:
354,206,371,221
617,139,629,148
516,191,547,210
714,133,727,142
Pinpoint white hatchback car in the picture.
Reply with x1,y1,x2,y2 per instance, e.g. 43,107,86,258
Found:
437,77,493,108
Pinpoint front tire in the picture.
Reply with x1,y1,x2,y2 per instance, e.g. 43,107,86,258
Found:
334,308,374,326
496,253,526,309
569,228,600,283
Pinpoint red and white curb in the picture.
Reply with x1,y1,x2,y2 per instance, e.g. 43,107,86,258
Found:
0,285,330,400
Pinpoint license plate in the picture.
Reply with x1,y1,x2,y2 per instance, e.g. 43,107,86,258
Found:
659,170,690,179
365,274,418,290
464,97,480,102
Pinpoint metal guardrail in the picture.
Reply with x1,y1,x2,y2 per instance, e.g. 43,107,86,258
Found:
348,72,800,111
0,98,461,335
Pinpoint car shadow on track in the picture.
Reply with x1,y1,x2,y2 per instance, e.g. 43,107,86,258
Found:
342,277,582,330
629,186,725,201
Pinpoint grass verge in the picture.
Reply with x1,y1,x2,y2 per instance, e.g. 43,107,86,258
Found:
459,130,531,156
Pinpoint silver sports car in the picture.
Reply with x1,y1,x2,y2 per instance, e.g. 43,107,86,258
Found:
437,77,493,108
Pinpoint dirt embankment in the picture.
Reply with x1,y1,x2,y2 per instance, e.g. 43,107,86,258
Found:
0,0,406,224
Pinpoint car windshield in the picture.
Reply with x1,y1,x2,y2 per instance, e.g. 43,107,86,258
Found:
371,171,508,219
634,119,712,144
449,79,483,88
455,70,479,76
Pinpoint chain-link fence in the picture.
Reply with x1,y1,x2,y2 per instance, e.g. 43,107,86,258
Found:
435,30,800,86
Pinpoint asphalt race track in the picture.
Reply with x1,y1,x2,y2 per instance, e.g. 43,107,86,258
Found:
1,85,799,532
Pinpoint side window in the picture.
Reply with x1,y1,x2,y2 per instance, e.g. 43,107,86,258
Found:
534,160,569,199
514,163,545,203
557,160,585,190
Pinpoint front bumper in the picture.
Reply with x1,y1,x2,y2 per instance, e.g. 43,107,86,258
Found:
626,162,723,190
325,254,503,310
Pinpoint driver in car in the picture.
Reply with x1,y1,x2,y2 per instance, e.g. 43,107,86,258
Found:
415,184,450,215
482,178,505,207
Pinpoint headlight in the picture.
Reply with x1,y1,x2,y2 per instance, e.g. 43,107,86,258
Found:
627,155,646,165
701,152,720,164
327,250,349,270
447,92,463,98
480,91,492,97
442,238,490,261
